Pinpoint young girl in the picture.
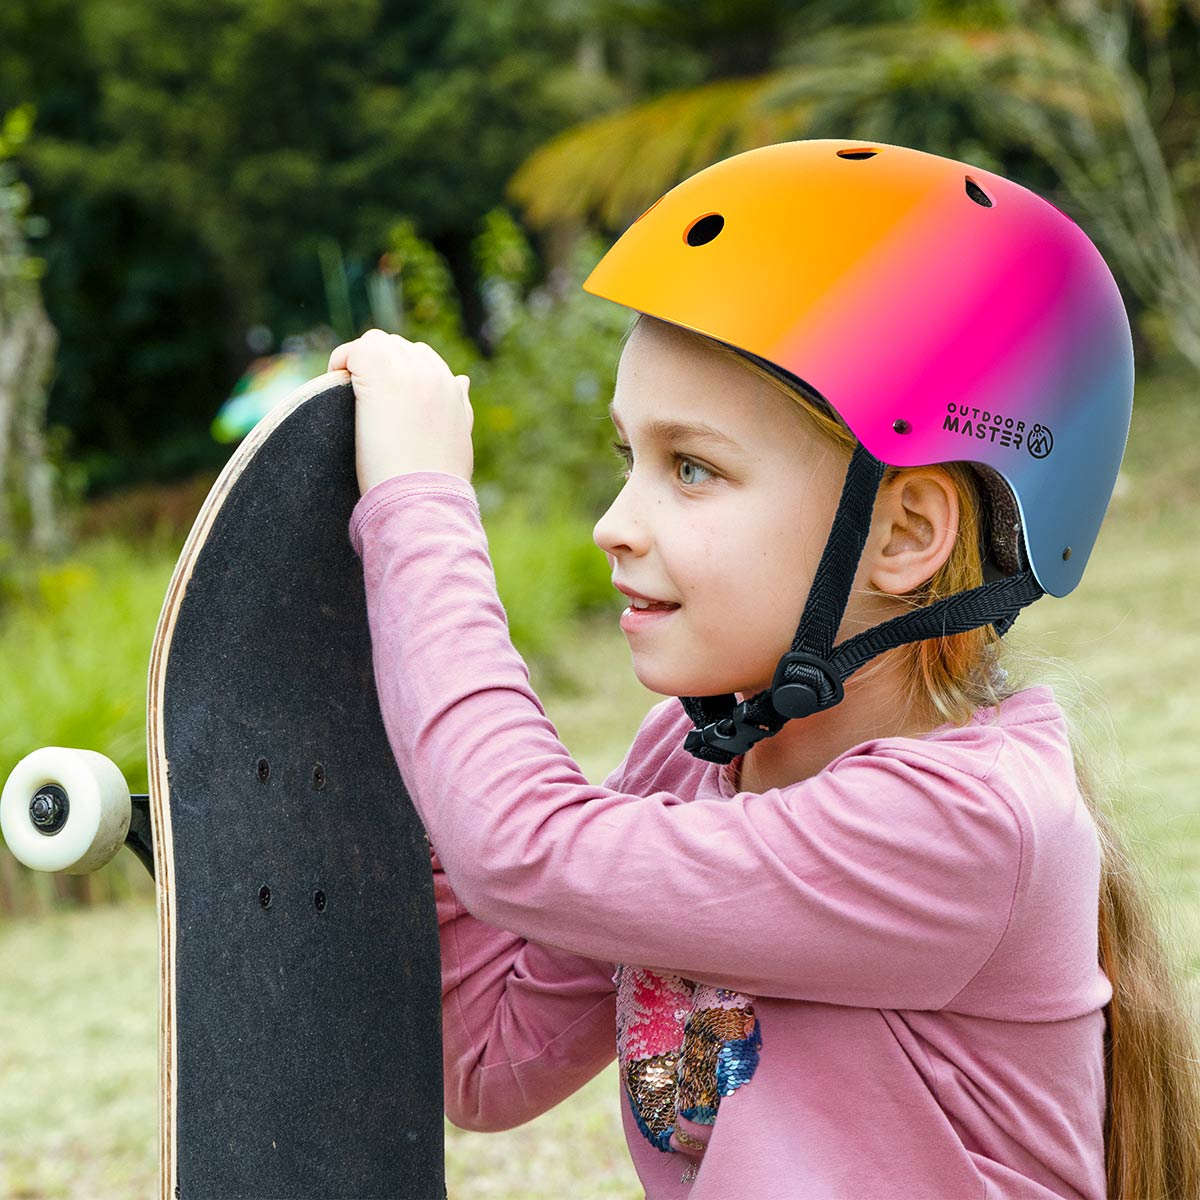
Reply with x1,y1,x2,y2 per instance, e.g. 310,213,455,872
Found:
332,140,1200,1198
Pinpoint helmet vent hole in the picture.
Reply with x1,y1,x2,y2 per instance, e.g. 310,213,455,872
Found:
837,149,878,160
685,214,724,247
965,177,993,207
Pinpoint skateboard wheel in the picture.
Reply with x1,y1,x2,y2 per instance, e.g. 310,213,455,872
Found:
1,747,132,874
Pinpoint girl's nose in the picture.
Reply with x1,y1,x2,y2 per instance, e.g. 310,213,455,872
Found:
593,485,650,558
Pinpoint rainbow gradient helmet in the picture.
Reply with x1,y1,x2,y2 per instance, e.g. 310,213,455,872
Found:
582,138,1134,764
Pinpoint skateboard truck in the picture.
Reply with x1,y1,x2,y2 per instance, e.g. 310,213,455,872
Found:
1,747,155,879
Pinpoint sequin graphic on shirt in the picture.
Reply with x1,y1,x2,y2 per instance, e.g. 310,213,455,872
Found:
615,965,762,1154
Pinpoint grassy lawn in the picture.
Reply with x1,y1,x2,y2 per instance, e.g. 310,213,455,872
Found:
0,365,1195,1197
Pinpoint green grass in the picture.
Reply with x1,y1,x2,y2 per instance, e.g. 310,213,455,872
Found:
0,365,1196,1196
0,904,159,1200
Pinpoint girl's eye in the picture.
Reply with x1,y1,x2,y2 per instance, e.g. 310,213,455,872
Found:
610,439,714,487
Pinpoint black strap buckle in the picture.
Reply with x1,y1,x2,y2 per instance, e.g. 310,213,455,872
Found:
770,651,844,719
681,652,847,761
682,699,776,759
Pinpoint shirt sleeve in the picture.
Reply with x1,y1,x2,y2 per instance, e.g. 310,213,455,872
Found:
432,760,625,1132
350,473,1024,1012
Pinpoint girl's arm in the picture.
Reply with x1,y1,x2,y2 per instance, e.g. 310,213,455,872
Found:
351,475,1031,1011
431,762,624,1132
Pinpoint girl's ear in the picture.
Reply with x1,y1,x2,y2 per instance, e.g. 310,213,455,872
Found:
866,469,959,596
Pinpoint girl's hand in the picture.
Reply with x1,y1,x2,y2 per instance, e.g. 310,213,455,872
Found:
328,329,474,496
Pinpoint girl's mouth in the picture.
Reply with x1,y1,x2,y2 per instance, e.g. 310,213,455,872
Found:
620,603,680,633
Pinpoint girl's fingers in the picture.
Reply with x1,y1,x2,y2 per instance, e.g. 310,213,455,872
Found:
328,329,395,373
331,335,469,432
458,376,473,430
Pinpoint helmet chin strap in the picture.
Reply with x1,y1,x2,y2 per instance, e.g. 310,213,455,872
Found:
679,442,1046,764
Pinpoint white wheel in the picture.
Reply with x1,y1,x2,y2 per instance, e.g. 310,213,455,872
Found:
1,747,131,874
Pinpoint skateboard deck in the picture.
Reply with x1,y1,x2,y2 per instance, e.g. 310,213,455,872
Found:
147,372,445,1199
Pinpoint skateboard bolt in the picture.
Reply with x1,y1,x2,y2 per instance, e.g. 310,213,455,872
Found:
257,758,270,782
259,885,272,908
312,764,326,790
314,890,326,912
30,786,69,835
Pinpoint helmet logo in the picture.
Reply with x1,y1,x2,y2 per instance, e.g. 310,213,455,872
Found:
1027,423,1054,459
941,403,1055,458
943,401,1038,453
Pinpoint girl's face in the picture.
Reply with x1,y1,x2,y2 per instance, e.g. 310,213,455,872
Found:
593,318,857,700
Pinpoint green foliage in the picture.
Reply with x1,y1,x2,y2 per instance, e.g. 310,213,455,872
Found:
472,207,539,331
0,102,48,283
0,534,168,909
0,535,164,800
0,540,17,613
380,215,475,365
485,495,616,679
467,224,634,522
0,0,624,489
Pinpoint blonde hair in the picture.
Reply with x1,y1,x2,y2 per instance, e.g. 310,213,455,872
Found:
630,311,1200,1199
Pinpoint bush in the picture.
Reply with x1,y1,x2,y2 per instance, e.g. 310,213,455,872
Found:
486,493,616,676
468,221,634,523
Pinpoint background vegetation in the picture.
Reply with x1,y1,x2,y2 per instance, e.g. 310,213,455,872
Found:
0,0,1197,1195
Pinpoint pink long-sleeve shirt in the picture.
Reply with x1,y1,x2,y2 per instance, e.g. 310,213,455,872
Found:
348,470,1112,1200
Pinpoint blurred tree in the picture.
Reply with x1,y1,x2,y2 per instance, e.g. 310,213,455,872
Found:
509,0,1200,373
0,105,68,562
0,0,640,488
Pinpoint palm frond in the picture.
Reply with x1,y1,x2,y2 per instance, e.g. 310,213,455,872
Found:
506,77,812,230
507,20,1127,232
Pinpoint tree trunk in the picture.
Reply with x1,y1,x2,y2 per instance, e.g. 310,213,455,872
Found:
0,219,65,558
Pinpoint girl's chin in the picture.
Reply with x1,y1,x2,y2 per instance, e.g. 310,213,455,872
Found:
622,633,772,698
628,662,755,700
